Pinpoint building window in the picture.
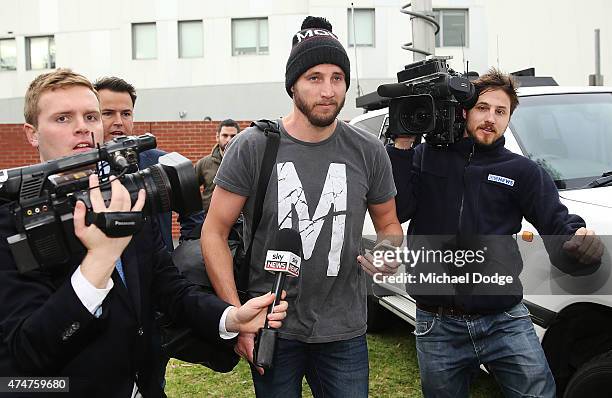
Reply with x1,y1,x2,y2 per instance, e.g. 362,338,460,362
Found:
179,20,203,58
232,18,268,56
433,9,469,47
347,8,375,47
132,23,157,59
0,38,17,71
26,36,55,70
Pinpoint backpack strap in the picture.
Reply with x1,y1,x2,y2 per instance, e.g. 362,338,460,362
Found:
236,119,281,293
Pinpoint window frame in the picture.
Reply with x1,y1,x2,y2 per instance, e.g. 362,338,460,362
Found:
432,8,469,48
347,8,375,48
231,17,269,56
25,35,55,71
0,38,17,71
178,20,204,59
132,22,158,60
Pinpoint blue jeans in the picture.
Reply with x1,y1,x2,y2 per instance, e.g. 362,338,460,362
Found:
415,303,556,398
251,334,369,398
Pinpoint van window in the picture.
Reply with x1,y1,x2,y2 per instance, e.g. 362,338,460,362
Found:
353,114,386,137
511,93,612,189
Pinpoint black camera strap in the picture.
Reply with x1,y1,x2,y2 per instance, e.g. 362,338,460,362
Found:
236,119,281,295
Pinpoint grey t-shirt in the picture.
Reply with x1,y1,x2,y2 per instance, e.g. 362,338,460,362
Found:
215,119,396,343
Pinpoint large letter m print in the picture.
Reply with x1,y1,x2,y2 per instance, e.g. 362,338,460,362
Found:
277,162,347,276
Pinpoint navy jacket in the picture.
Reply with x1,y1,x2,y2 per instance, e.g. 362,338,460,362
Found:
387,136,585,313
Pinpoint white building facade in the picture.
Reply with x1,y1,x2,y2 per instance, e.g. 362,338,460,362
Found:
0,0,610,122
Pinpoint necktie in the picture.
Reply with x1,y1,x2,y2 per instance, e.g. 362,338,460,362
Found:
115,258,127,287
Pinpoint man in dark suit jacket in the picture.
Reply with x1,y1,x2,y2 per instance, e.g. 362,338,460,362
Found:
94,76,207,389
0,69,286,397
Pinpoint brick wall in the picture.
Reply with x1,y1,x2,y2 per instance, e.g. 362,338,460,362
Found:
0,120,252,239
0,123,40,168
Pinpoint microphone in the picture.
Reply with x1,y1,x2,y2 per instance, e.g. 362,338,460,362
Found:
377,82,412,98
253,228,302,369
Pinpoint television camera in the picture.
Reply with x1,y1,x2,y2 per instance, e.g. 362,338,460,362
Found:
377,56,478,145
0,134,201,273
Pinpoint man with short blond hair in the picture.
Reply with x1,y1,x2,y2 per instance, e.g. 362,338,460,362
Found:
24,68,99,125
23,69,101,161
0,69,288,397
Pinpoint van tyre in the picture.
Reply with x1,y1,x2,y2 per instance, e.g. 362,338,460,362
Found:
564,350,612,398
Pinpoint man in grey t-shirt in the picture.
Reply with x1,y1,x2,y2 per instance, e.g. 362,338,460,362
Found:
202,16,402,398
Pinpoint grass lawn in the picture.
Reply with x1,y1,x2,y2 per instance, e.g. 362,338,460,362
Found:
165,318,504,397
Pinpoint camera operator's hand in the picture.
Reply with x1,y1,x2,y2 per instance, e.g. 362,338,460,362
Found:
562,227,604,265
357,241,401,277
74,174,146,288
228,291,288,376
394,136,417,150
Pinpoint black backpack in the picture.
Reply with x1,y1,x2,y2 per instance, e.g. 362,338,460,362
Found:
158,120,281,372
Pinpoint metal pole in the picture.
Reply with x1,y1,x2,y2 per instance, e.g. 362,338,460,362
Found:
496,35,500,68
351,3,363,97
589,28,604,86
595,29,601,76
410,0,435,62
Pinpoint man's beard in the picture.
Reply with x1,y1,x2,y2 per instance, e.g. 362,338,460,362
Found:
294,90,345,128
467,123,501,146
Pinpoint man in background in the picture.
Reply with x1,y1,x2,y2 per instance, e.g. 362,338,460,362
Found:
195,119,240,213
94,76,203,390
94,76,202,250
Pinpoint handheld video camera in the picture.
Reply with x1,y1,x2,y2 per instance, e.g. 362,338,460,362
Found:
377,56,478,145
0,134,202,274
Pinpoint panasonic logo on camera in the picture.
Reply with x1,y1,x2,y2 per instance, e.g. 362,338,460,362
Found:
114,221,136,226
487,174,515,187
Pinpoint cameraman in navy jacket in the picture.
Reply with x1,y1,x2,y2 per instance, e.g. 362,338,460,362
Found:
381,69,603,397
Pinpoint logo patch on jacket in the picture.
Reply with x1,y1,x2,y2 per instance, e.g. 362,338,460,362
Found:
487,174,515,187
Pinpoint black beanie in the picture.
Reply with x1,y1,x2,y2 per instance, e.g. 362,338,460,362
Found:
285,16,351,97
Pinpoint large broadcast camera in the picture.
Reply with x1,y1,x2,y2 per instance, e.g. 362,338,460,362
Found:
0,134,201,274
377,56,478,145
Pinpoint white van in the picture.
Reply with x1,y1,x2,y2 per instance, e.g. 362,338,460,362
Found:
352,85,612,397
